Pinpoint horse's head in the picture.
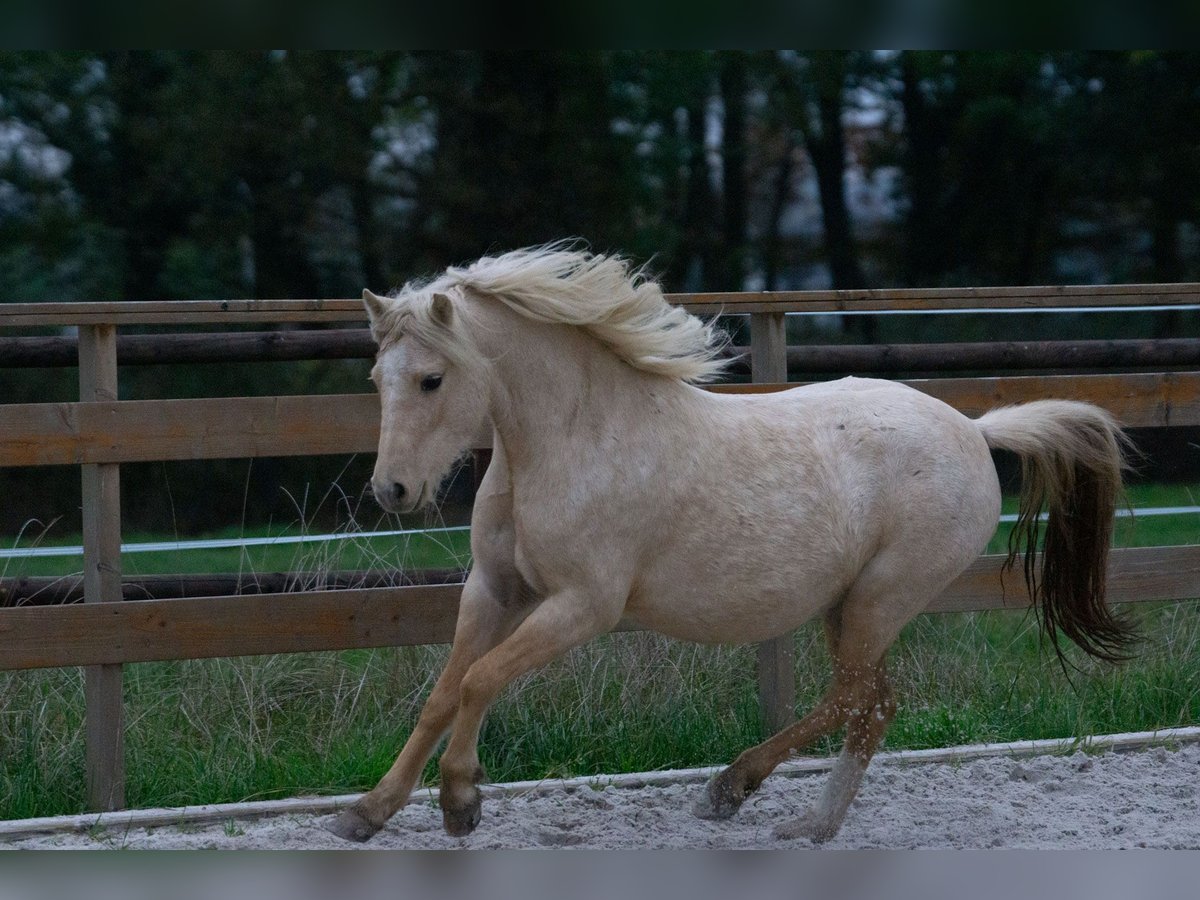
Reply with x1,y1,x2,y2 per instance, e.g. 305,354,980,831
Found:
363,288,489,513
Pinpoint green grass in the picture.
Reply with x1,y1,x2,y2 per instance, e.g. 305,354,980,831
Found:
0,484,1197,821
4,603,1198,821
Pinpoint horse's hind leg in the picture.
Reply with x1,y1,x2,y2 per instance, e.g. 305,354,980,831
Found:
772,605,897,841
773,657,895,842
694,603,892,825
326,569,530,842
696,562,930,839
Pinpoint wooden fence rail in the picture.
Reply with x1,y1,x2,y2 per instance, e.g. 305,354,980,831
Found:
1,283,1198,814
6,332,1200,373
3,546,1198,672
2,372,1198,469
0,568,469,607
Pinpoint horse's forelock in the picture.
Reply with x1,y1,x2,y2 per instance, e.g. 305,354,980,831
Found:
386,287,481,373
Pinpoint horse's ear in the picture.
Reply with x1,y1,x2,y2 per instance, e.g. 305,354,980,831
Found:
362,289,389,340
430,292,454,328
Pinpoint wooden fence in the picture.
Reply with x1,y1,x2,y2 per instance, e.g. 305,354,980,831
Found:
2,284,1199,814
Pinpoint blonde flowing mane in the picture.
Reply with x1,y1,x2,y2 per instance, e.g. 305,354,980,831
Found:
402,245,730,383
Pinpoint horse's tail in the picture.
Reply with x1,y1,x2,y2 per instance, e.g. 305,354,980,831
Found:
975,400,1136,664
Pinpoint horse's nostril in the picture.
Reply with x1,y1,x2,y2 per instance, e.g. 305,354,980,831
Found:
393,482,407,501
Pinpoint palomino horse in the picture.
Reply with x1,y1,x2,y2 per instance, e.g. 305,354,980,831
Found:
329,245,1133,844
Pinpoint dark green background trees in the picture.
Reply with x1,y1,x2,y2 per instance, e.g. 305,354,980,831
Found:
6,51,1200,305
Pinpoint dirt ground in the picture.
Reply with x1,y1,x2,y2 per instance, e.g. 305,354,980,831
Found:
7,742,1200,849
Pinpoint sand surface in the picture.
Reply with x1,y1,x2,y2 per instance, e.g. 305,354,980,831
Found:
7,742,1200,849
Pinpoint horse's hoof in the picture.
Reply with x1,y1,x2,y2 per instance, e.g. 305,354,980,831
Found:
692,787,731,820
441,787,482,837
693,768,759,820
326,807,382,843
773,812,841,844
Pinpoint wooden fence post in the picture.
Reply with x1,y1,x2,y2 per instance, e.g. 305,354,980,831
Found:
749,311,797,737
79,323,124,811
472,449,493,492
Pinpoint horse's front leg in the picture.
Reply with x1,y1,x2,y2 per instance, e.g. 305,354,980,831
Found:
437,589,621,836
326,568,531,842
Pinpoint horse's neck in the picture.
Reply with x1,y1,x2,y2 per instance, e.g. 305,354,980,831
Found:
464,299,681,471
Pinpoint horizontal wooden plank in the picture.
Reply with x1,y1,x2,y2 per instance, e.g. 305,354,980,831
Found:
2,373,1197,467
675,284,1200,315
0,329,377,368
0,393,381,466
0,568,468,607
2,283,1199,326
0,584,464,669
710,372,1200,427
7,331,1199,374
1,546,1195,670
0,300,368,327
914,372,1200,424
929,545,1200,613
767,338,1200,375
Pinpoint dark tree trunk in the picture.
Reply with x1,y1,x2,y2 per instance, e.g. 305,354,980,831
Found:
669,101,719,290
718,52,748,291
805,53,865,291
1151,203,1184,284
763,132,797,291
1150,192,1186,338
352,175,385,290
248,187,320,300
104,52,184,301
899,51,942,287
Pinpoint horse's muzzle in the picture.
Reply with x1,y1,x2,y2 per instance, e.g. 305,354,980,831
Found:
372,478,426,514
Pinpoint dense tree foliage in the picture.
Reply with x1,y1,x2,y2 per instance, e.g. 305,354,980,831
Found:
4,50,1200,304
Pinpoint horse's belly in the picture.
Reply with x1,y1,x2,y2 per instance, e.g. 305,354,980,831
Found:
623,566,843,645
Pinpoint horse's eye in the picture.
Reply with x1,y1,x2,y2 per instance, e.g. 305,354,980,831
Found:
420,374,443,392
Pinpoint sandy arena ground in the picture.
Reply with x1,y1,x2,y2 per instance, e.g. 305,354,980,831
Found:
6,741,1200,849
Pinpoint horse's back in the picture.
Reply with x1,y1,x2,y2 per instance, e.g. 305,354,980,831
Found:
729,376,1002,554
621,377,1001,644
